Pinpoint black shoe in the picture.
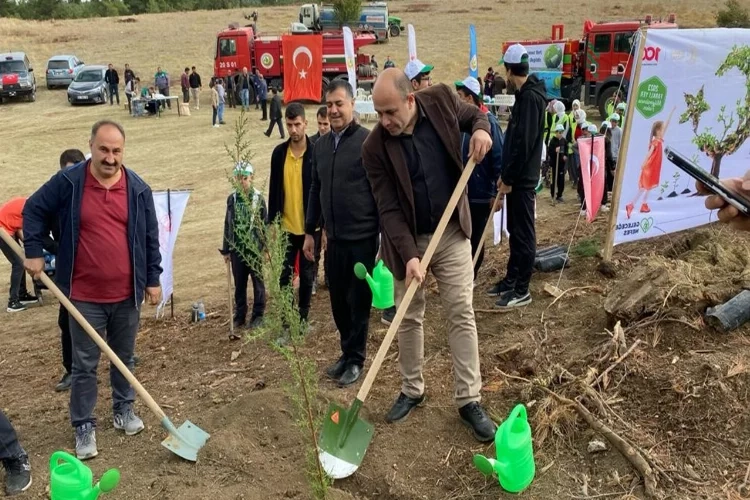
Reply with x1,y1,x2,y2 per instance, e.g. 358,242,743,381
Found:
233,318,244,329
55,372,72,392
385,392,425,423
247,315,263,329
325,358,347,380
3,454,32,496
263,131,270,137
381,306,396,326
18,292,38,305
458,402,497,442
6,300,25,313
338,364,362,387
486,280,515,297
556,196,564,203
495,291,532,310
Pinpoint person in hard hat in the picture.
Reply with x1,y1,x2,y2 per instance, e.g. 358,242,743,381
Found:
489,43,546,310
547,123,568,202
403,58,434,91
455,75,504,277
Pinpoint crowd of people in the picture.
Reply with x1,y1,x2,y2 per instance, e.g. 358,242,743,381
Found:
2,41,750,497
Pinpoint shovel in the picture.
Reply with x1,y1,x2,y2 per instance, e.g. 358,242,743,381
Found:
0,230,210,462
318,158,477,479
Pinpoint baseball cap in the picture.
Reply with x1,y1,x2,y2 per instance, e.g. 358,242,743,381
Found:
500,43,529,65
554,123,565,132
609,113,621,122
587,123,599,134
601,121,611,129
616,102,626,111
234,161,254,176
404,59,434,81
454,76,481,98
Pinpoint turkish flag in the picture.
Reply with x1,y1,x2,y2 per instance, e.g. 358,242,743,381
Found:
578,135,606,222
282,35,323,103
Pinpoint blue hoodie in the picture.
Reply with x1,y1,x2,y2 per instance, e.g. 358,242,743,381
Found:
462,110,504,203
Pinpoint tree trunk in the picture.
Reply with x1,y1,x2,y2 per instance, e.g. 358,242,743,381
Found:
711,153,724,178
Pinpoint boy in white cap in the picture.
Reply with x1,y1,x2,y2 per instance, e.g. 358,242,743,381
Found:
220,161,267,336
404,58,434,91
488,43,546,310
616,101,627,127
546,123,567,202
609,113,622,164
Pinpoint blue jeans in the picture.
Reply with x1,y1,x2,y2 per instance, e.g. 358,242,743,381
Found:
218,102,225,123
241,88,249,109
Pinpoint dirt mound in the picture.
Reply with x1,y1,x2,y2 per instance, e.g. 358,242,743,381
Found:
605,230,750,324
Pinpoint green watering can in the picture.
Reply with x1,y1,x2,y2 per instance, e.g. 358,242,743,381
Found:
50,451,120,500
473,404,535,493
354,260,394,310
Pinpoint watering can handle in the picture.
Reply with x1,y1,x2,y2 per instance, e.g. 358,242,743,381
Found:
355,159,477,402
0,231,169,423
49,451,82,478
502,404,528,443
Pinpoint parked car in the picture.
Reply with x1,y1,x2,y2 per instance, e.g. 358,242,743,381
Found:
46,55,84,89
0,52,37,104
67,65,108,105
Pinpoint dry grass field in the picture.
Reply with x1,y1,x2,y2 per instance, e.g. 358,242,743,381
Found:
1,1,747,499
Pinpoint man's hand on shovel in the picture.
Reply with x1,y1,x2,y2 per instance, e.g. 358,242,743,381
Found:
24,257,44,279
404,257,424,289
468,129,492,164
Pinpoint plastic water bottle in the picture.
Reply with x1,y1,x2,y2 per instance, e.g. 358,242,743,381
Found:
191,303,199,322
198,300,206,321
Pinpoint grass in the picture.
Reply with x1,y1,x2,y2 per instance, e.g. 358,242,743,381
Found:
0,0,719,306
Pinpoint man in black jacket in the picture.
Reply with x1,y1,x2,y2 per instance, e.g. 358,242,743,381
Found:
303,80,379,387
104,63,120,106
268,103,315,325
189,66,202,110
264,87,284,138
488,44,546,310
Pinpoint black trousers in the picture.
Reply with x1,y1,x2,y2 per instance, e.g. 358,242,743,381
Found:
469,201,491,279
226,88,235,108
260,99,267,118
59,304,72,374
550,155,566,199
502,189,537,295
0,234,27,303
230,251,266,323
0,409,23,460
266,117,284,138
326,236,377,367
281,234,314,320
182,87,189,103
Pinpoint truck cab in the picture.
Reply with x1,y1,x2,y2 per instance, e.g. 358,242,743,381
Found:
299,2,390,42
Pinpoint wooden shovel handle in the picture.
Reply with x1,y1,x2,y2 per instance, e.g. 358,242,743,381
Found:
472,192,502,268
0,229,168,421
356,158,477,402
226,259,234,336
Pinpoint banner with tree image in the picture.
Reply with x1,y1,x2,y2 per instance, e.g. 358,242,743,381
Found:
612,28,750,246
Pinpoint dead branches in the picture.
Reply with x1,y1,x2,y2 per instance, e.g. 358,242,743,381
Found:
593,339,642,389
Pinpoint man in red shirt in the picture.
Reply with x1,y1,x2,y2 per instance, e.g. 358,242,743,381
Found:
0,197,39,312
22,120,162,460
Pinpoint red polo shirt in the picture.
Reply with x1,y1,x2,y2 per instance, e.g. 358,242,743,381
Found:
71,164,133,303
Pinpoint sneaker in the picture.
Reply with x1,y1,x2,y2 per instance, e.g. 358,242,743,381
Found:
113,407,145,436
213,124,220,128
55,372,72,392
6,300,25,313
312,282,317,296
640,203,651,213
247,315,263,329
3,454,31,496
381,306,396,326
580,209,587,216
556,196,564,203
495,291,532,310
74,423,98,460
458,402,497,442
18,292,38,305
486,280,514,297
601,205,610,213
385,392,426,423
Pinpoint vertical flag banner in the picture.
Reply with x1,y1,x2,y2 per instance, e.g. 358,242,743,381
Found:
407,24,417,62
153,190,191,318
282,34,323,103
611,28,750,245
579,135,606,222
343,27,357,97
469,24,478,78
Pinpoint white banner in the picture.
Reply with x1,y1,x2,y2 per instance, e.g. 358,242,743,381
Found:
153,190,191,318
343,26,357,97
522,42,565,71
612,28,750,246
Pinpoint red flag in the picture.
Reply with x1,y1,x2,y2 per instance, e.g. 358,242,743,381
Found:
282,35,323,103
578,135,606,222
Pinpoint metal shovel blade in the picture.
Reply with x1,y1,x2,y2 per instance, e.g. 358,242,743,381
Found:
318,402,374,479
160,418,210,462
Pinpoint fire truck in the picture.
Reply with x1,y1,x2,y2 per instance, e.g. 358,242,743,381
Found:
502,14,677,118
214,23,378,103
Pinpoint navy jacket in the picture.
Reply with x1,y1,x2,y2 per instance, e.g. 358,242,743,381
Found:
462,110,504,203
22,161,163,308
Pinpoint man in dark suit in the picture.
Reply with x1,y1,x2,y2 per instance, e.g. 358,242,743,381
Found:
362,68,496,442
264,87,284,139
